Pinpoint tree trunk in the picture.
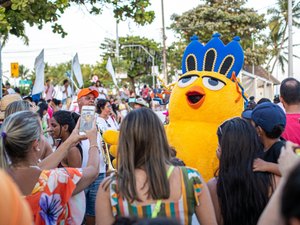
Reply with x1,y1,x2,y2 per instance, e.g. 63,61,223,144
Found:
0,0,11,8
129,76,135,93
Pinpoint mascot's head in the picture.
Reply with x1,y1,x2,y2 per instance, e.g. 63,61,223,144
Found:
169,33,245,123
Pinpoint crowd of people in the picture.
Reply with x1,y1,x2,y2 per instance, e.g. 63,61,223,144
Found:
0,77,300,225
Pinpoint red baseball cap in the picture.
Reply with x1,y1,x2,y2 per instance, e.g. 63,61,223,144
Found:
77,87,99,100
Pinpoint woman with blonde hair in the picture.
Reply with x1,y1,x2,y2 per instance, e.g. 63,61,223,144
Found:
1,110,100,224
96,108,217,225
4,100,53,161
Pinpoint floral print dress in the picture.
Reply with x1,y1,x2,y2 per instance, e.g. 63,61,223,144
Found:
26,168,85,225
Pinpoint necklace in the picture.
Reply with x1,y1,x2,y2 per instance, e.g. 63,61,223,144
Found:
10,165,41,170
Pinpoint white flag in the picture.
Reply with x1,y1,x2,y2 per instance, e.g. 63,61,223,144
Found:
32,49,45,95
72,53,84,88
106,57,118,88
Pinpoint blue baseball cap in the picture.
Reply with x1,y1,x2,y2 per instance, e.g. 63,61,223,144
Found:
251,102,286,133
241,109,253,119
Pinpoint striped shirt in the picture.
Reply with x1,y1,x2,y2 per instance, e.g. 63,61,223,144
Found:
109,167,203,225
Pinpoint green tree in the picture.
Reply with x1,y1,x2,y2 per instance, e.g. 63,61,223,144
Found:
45,62,70,85
0,0,154,44
169,0,268,66
266,0,300,73
100,36,162,89
43,61,112,89
167,40,186,79
18,64,30,80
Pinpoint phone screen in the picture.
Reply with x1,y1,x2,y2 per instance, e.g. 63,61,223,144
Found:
79,106,95,133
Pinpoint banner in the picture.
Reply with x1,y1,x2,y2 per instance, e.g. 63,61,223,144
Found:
106,57,119,88
72,53,84,88
32,49,45,95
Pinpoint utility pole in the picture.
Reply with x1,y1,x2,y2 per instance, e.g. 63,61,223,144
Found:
288,0,293,77
161,0,168,84
116,21,119,61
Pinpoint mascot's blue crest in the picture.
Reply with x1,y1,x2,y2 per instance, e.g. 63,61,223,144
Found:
182,33,244,79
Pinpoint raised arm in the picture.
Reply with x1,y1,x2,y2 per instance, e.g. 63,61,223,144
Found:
38,121,87,170
72,121,100,195
258,142,300,225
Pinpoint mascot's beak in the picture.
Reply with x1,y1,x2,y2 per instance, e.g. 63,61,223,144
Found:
186,86,206,109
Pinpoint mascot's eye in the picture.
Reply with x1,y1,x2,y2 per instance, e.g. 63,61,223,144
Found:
178,75,198,88
202,76,225,91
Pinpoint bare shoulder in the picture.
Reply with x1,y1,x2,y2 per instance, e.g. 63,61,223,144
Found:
39,137,53,159
69,145,81,154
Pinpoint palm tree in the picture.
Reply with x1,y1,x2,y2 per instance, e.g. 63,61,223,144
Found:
19,64,31,80
267,0,300,74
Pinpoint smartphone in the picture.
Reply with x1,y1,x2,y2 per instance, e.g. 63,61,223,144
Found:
79,106,96,133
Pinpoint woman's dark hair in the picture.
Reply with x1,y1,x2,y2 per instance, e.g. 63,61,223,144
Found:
281,163,300,225
169,146,185,166
53,110,79,134
63,79,69,85
112,217,180,225
117,108,171,201
96,99,109,114
37,102,48,119
112,103,119,115
216,117,274,225
137,218,180,225
52,98,61,106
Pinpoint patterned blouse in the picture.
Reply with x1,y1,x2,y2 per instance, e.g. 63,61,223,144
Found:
25,168,85,225
109,167,203,225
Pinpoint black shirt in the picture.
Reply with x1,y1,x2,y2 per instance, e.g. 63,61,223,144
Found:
261,141,285,163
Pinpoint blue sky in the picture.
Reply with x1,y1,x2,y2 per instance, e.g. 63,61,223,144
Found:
2,0,299,81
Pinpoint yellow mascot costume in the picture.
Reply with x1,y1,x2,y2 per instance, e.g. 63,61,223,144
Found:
104,33,246,181
166,33,245,180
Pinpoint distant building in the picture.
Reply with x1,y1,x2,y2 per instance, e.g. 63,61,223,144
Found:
240,65,280,100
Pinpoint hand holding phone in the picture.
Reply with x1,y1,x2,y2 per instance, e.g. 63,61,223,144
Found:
80,106,96,133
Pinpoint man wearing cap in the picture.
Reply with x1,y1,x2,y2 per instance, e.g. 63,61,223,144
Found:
280,78,300,145
251,102,286,176
77,87,106,225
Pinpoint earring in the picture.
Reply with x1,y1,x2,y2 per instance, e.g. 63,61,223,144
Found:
36,147,41,152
